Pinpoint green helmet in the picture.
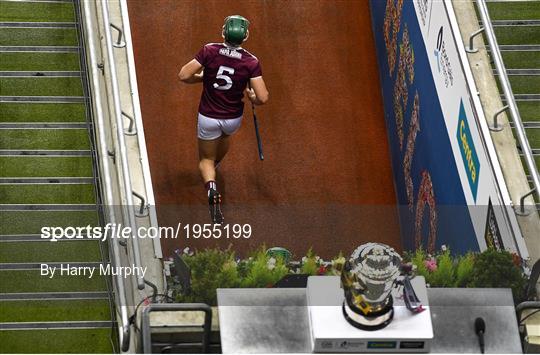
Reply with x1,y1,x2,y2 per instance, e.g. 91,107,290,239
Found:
223,15,250,46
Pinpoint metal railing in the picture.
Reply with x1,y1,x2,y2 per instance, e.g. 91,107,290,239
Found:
81,0,131,351
82,0,163,350
99,0,145,290
470,0,540,214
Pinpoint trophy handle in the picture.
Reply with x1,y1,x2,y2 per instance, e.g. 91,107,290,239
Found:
402,276,425,313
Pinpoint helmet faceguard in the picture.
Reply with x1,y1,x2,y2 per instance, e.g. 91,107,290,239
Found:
222,15,250,46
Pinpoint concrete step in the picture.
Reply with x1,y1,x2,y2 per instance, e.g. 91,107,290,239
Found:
0,328,114,353
0,0,116,353
0,240,101,263
0,156,93,177
0,128,90,150
0,149,92,156
0,1,76,23
0,262,104,271
486,1,540,21
0,204,97,211
0,27,77,47
0,269,107,293
517,101,540,122
0,122,87,128
0,102,86,122
0,45,78,52
493,25,540,46
0,210,98,235
0,291,109,300
488,20,540,27
502,51,540,70
0,77,83,96
0,299,111,323
0,233,97,242
0,95,85,103
496,44,540,51
0,183,95,204
0,52,80,71
0,321,113,330
0,71,81,77
0,22,76,28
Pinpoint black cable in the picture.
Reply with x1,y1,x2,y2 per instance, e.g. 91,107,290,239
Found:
130,294,176,333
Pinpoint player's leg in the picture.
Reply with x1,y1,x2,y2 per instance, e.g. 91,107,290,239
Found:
214,134,230,169
198,137,224,224
214,115,242,169
198,137,219,182
197,113,223,180
197,113,224,223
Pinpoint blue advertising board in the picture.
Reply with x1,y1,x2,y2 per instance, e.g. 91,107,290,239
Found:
369,0,480,254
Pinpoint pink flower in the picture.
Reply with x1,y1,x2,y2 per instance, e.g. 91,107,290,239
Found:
424,258,437,272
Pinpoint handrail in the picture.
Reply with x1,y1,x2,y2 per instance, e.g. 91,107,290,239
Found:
81,0,131,351
100,0,145,290
132,190,149,217
109,23,126,48
473,0,540,207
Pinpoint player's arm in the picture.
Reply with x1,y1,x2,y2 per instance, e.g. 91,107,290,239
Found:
246,76,269,105
178,59,204,84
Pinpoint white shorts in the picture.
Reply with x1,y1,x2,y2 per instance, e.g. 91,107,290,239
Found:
197,113,243,140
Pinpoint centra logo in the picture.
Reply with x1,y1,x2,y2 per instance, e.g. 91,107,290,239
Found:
456,99,480,201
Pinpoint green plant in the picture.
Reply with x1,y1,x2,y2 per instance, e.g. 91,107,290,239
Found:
240,247,288,288
326,253,346,276
176,247,240,306
429,250,454,287
300,248,319,275
169,246,530,307
411,248,431,283
468,248,526,302
410,248,456,287
454,252,474,287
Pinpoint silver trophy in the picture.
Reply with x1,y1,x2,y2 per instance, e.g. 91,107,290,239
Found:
341,243,402,330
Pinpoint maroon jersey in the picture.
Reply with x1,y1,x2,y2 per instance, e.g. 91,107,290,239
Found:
194,43,262,119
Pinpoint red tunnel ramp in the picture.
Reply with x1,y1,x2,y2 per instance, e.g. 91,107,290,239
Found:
127,0,400,258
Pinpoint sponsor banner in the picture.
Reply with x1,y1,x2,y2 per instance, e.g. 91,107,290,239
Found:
485,198,504,251
369,0,523,254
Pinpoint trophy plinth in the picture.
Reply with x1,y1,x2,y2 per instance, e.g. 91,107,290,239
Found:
306,275,433,353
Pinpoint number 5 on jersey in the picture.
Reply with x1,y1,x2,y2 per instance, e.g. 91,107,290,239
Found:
213,65,235,91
